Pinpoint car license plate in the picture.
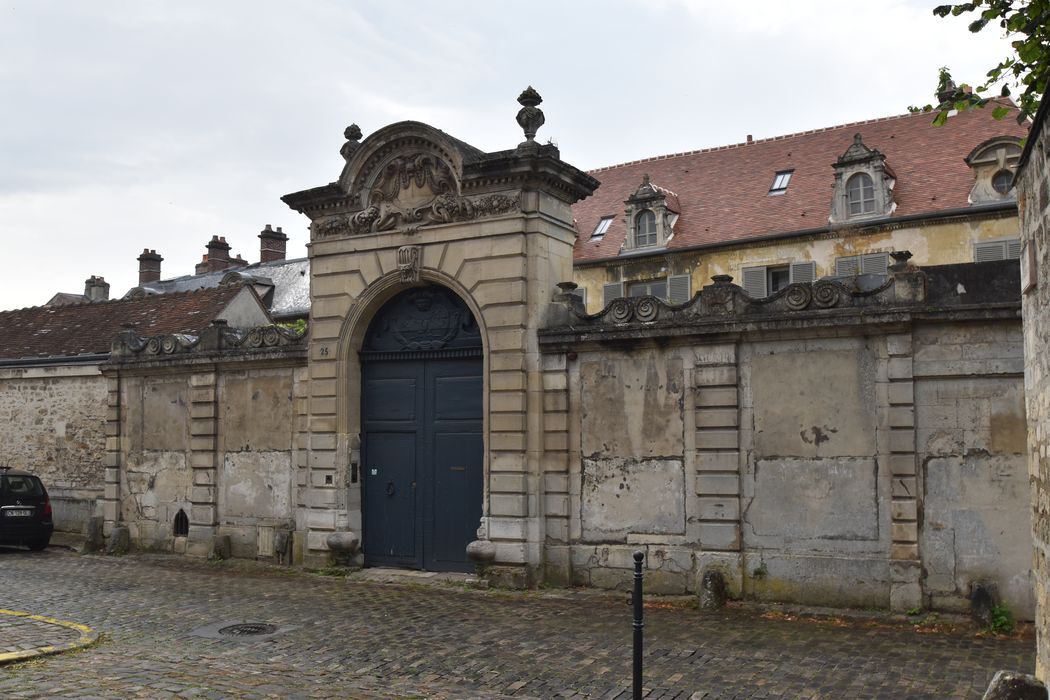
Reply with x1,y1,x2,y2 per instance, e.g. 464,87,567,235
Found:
3,509,32,517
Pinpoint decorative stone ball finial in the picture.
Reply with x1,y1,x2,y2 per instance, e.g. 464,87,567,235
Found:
516,86,545,143
340,123,363,162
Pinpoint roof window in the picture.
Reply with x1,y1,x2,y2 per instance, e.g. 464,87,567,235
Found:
591,216,613,240
768,170,793,195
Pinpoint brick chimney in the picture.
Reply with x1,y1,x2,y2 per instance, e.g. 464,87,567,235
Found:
259,224,288,263
84,276,110,302
137,249,163,284
205,235,232,273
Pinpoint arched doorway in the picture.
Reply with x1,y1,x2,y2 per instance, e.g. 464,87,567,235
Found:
359,285,483,572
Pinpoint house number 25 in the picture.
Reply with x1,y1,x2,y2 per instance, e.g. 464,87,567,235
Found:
319,345,329,356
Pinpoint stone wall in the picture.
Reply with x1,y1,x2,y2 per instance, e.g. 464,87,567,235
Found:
540,266,1033,614
1018,95,1050,679
0,364,107,531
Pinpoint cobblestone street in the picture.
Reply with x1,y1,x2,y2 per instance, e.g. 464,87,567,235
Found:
0,547,1035,699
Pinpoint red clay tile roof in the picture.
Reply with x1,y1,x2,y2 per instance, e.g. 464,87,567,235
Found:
0,286,249,360
572,104,1029,262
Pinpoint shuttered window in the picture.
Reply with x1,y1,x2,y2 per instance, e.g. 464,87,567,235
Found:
742,266,767,298
790,261,816,284
836,252,889,276
974,238,1022,262
602,282,624,307
742,262,816,298
668,274,691,304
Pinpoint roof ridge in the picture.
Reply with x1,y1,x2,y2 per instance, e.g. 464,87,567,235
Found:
587,109,950,174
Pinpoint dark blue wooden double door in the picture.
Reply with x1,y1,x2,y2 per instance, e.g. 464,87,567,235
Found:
360,287,483,572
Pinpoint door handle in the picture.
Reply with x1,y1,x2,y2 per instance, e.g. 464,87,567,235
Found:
385,481,396,497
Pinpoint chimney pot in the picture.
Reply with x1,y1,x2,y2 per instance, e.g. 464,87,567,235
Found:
259,223,289,263
746,135,753,144
205,236,233,272
84,275,110,302
137,248,163,285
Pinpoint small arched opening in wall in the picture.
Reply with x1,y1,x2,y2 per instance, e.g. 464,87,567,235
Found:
173,509,189,537
339,273,489,573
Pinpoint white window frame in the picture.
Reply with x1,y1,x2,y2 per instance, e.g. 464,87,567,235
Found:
846,173,876,216
634,210,658,248
591,216,613,240
769,170,793,195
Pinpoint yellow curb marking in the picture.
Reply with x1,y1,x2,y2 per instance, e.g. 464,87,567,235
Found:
0,609,99,665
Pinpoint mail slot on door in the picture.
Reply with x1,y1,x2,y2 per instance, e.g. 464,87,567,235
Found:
449,466,466,472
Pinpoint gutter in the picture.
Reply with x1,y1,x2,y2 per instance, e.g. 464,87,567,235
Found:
0,353,108,369
573,202,1018,268
1017,81,1050,174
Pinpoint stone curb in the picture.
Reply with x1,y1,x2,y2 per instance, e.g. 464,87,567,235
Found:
0,609,99,666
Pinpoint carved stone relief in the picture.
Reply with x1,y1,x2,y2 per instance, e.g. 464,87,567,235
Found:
314,150,520,240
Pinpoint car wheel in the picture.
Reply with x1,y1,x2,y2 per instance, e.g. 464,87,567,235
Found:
27,538,50,551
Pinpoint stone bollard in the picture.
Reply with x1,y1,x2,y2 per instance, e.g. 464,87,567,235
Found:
982,670,1048,700
106,524,130,555
326,531,360,566
212,534,232,560
470,541,497,575
83,516,105,553
700,569,727,610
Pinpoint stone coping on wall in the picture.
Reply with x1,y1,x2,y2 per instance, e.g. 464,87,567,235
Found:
541,264,1022,349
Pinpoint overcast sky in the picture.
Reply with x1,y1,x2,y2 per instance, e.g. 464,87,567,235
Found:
0,1,1016,310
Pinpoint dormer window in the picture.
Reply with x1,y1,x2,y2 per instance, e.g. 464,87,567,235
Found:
992,170,1014,196
965,136,1022,204
591,216,613,240
769,170,793,195
846,173,875,215
829,133,895,223
635,210,657,248
620,174,680,253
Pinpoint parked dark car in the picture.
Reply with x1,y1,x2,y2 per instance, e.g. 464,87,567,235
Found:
0,467,53,551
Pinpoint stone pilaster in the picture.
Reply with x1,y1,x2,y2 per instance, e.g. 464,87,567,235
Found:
101,373,121,536
693,344,741,552
187,371,219,556
539,352,571,584
883,332,921,611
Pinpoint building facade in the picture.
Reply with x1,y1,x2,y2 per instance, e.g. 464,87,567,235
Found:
0,92,1035,618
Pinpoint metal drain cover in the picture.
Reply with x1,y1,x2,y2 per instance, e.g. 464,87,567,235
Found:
190,620,296,641
218,623,278,637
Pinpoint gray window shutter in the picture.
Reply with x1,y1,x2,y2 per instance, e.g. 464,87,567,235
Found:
861,252,889,275
667,274,691,304
602,282,624,307
575,287,587,307
789,261,816,284
1006,238,1022,259
741,266,767,298
836,256,859,276
975,241,1005,262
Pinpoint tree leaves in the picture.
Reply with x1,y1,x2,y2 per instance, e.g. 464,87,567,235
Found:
923,0,1048,124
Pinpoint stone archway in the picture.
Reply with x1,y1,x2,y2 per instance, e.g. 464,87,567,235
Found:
359,285,483,572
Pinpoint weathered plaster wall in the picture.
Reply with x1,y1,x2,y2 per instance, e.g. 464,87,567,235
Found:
0,365,107,531
544,314,1031,613
1018,104,1050,679
119,364,300,556
913,324,1031,617
573,215,1019,312
218,368,296,558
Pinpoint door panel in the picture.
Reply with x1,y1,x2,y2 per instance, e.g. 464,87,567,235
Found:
362,431,419,566
360,288,484,573
430,431,483,569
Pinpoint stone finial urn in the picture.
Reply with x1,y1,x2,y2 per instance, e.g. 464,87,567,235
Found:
466,539,496,563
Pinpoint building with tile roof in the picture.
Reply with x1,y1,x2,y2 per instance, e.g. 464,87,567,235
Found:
570,102,1028,310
